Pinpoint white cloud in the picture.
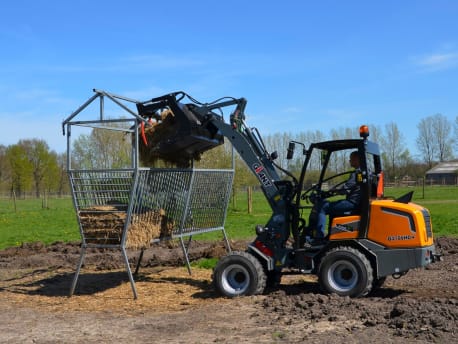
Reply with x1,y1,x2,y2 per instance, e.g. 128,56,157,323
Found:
413,51,458,71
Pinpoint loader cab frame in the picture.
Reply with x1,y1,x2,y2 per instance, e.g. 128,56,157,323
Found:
295,136,383,240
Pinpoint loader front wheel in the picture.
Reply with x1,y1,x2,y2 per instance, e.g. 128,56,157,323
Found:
318,246,373,297
213,251,266,297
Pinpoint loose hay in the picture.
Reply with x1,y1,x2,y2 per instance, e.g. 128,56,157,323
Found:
79,206,175,249
138,109,195,168
0,267,227,315
127,209,175,249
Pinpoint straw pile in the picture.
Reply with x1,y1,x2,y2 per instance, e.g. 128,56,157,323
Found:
127,208,175,249
79,206,175,249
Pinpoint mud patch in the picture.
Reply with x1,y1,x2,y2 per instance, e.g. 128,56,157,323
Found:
0,237,456,343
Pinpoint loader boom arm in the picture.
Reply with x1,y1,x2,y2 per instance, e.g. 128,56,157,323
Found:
209,112,285,212
136,92,287,213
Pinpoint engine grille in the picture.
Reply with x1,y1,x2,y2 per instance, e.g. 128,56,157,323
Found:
421,209,433,238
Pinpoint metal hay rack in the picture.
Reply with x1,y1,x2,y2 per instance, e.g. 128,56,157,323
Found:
62,89,234,299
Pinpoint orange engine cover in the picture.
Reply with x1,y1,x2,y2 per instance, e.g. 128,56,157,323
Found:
367,200,434,248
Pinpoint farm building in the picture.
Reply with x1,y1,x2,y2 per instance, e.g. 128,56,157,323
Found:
425,160,458,185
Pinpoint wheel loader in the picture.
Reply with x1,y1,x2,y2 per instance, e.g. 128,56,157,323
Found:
136,91,439,298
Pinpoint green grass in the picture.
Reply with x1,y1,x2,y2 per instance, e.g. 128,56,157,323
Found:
383,185,458,201
190,257,219,269
0,185,456,250
0,198,80,249
383,186,458,237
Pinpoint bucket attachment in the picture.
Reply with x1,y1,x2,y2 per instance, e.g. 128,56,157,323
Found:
136,93,224,167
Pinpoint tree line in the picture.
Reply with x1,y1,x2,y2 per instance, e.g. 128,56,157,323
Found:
0,139,68,198
259,114,457,185
1,114,456,197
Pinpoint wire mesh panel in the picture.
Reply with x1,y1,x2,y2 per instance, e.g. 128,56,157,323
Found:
69,169,135,246
131,168,234,239
181,169,234,235
69,168,234,247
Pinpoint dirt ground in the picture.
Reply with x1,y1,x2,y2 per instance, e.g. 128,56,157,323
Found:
0,237,456,343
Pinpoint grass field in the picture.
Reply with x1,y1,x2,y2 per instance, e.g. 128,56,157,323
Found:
0,186,456,250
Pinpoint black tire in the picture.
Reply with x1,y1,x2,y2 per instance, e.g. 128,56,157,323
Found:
372,276,387,291
318,246,373,297
213,251,266,297
266,270,282,288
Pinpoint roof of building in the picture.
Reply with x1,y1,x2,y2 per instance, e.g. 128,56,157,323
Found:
425,160,458,175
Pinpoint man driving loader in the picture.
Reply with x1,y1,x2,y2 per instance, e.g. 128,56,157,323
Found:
307,150,361,241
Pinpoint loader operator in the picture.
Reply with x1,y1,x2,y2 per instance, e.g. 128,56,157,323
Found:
308,151,361,242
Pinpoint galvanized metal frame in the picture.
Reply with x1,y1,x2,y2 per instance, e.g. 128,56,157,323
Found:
62,90,234,299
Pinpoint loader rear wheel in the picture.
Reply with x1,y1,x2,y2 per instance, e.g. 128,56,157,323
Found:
266,270,282,288
318,246,373,297
371,276,387,292
213,251,266,297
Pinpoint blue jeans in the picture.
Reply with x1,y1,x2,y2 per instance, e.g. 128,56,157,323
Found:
311,199,357,238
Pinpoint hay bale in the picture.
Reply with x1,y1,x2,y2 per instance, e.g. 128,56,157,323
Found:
78,206,175,249
79,206,125,245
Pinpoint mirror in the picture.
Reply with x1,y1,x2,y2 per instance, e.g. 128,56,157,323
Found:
287,142,295,159
271,151,278,160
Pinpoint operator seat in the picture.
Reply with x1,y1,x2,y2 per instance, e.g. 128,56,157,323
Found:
328,208,360,230
328,203,362,237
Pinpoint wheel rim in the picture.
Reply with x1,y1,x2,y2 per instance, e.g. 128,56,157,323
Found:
327,260,358,293
221,264,250,295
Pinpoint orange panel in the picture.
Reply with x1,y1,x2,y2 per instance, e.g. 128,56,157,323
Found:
329,215,360,241
367,200,433,248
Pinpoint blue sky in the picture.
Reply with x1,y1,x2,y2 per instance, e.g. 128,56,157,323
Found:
1,0,457,157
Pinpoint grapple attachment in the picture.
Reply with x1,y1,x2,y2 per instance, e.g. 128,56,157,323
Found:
136,92,225,167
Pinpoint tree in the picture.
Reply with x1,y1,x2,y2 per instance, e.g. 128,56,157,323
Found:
431,114,453,162
196,142,232,169
263,132,292,172
455,116,458,153
56,153,70,196
42,151,61,194
417,114,453,166
72,127,132,169
17,139,60,197
328,127,358,174
366,124,384,147
18,139,57,198
0,145,10,193
6,144,33,197
416,117,436,168
381,122,406,182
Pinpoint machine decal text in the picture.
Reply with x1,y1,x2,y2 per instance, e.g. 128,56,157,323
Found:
253,163,272,187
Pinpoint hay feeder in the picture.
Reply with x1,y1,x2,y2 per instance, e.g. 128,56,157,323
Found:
62,90,234,299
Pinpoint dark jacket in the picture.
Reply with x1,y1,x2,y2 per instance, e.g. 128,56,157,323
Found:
341,168,361,206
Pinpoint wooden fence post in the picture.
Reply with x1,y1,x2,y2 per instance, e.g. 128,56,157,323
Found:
247,186,252,214
13,190,17,213
422,178,425,199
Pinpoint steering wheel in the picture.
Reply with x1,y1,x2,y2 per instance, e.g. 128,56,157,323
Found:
325,179,347,196
301,170,353,203
301,183,319,202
